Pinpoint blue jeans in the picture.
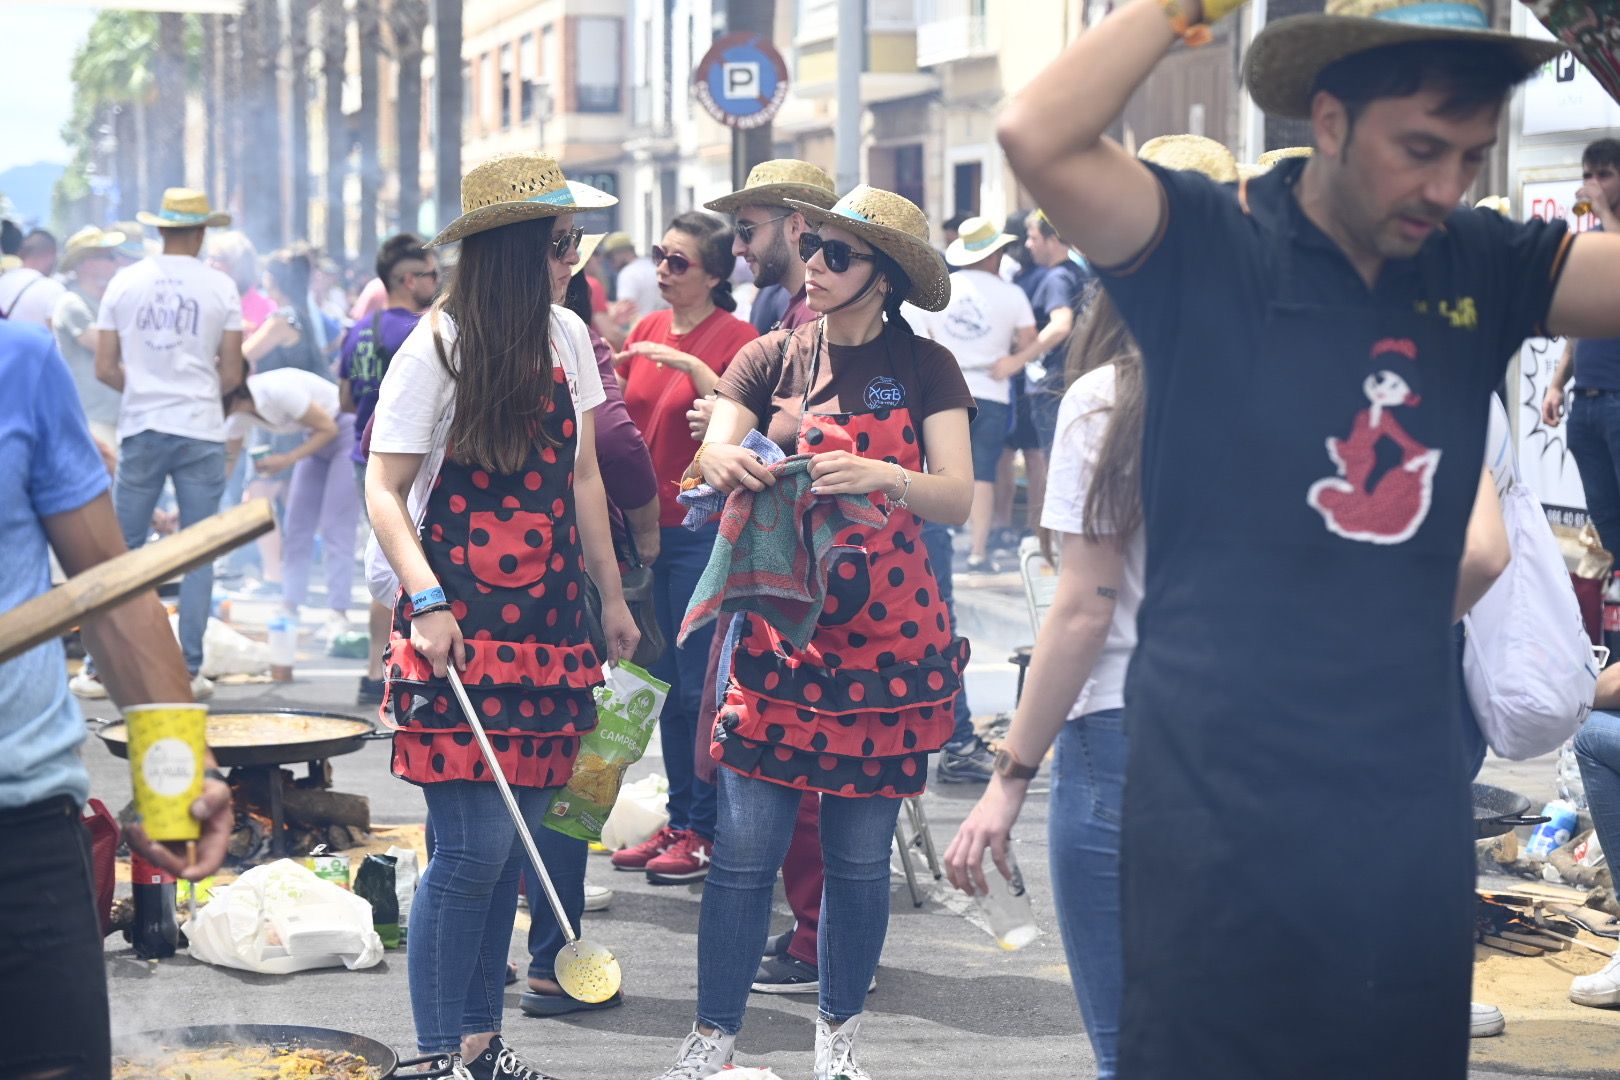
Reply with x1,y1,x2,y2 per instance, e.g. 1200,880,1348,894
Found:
409,781,583,1052
113,431,227,673
651,524,718,839
921,521,975,749
1569,392,1620,561
696,768,903,1033
1049,709,1126,1080
1576,712,1620,875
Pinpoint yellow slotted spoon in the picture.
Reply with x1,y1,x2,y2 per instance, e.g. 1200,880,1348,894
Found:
446,666,623,1003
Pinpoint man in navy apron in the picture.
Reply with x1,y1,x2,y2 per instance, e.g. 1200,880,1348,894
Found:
995,0,1620,1074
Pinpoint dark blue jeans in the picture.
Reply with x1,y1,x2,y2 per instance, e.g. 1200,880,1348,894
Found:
921,521,975,749
1049,710,1126,1080
409,781,583,1052
651,524,719,839
1576,711,1620,871
696,769,903,1033
1569,392,1620,561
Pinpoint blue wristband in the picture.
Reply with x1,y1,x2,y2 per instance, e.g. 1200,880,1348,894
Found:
410,585,447,613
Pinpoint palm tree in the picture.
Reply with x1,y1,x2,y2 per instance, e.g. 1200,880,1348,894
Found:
321,0,347,261
390,0,429,236
67,10,158,220
357,0,381,265
241,0,286,247
288,0,314,240
147,13,187,198
431,0,461,236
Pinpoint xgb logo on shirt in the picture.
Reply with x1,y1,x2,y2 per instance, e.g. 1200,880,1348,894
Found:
864,376,905,411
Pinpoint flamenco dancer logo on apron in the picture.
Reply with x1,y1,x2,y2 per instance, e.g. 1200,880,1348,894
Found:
1307,338,1441,545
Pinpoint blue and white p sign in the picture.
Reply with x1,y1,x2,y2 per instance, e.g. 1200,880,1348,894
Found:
724,61,761,99
694,32,791,131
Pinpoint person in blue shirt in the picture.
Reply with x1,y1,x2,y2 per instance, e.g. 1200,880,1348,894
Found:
0,321,232,1080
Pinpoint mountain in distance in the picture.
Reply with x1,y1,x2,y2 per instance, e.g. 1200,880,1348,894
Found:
0,162,67,228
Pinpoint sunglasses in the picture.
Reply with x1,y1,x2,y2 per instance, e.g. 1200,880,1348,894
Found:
651,245,693,275
734,213,791,244
552,226,584,260
799,233,877,274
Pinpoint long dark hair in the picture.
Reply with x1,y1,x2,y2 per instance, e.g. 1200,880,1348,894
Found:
435,216,558,473
1062,286,1144,543
265,247,319,360
876,253,914,337
667,211,737,313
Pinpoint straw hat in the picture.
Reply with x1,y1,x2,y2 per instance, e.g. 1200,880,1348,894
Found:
1138,134,1240,183
428,152,617,248
573,233,604,276
60,226,128,270
0,255,18,272
783,185,952,312
1244,0,1562,120
1258,146,1313,168
705,159,838,216
136,188,231,229
600,231,635,255
945,217,1019,268
1475,195,1512,215
110,221,148,260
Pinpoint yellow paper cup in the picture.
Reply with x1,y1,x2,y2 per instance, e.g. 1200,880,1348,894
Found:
124,703,208,842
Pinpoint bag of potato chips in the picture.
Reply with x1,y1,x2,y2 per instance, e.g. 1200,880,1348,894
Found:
544,662,670,842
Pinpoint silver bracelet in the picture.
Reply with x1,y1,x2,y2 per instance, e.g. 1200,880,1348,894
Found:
888,467,912,509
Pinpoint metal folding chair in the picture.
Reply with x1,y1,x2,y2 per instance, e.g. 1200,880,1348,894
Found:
893,795,943,907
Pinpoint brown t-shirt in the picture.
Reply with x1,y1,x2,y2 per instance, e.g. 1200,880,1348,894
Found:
718,323,975,458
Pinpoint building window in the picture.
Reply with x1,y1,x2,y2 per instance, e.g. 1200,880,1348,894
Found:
520,33,536,122
500,44,513,129
461,60,473,124
953,161,981,217
575,17,623,113
895,144,925,210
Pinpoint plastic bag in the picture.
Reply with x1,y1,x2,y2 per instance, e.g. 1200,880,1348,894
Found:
386,844,419,942
186,859,384,974
353,855,401,949
195,616,270,679
544,663,670,843
599,774,669,852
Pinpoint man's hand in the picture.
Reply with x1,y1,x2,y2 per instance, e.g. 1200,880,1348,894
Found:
990,355,1025,381
1543,385,1566,428
123,774,233,881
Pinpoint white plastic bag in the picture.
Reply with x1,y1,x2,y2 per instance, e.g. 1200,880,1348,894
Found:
165,614,271,679
185,859,384,974
599,773,669,852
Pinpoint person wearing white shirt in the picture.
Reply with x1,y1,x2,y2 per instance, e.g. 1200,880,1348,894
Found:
91,189,243,698
603,232,667,322
0,229,68,328
913,217,1038,571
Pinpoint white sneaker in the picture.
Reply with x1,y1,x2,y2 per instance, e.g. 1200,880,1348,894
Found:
1470,1001,1505,1038
815,1014,873,1080
69,671,107,699
648,1025,734,1080
323,611,352,644
190,673,216,700
1571,953,1620,1008
584,884,614,912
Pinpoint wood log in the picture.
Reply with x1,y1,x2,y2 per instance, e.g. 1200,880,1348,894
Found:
282,787,371,833
1481,934,1546,957
0,499,276,664
1498,929,1570,952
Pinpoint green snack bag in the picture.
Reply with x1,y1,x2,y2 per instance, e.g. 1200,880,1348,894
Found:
544,661,670,842
354,854,401,949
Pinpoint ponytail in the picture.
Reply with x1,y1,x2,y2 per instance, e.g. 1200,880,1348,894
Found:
878,255,914,335
711,278,737,313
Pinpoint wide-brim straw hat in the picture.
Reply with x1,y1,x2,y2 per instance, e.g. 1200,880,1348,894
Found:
136,187,231,229
61,226,128,270
946,216,1018,267
1258,146,1313,168
1475,195,1512,215
1244,0,1562,120
429,152,618,248
784,185,951,312
573,233,604,276
110,221,148,260
1138,134,1241,183
705,159,839,216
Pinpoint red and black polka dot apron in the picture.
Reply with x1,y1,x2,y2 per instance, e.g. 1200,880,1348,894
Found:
712,324,968,798
385,366,603,788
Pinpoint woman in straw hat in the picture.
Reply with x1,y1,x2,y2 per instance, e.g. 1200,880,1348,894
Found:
367,151,639,1079
646,186,974,1080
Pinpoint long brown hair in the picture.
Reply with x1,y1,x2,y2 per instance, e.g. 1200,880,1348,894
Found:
434,216,558,473
1063,285,1144,543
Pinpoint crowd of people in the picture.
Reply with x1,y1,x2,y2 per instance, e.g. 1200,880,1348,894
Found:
20,0,1620,1075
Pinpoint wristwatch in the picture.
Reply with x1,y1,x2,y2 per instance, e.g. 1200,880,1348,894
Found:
993,747,1039,781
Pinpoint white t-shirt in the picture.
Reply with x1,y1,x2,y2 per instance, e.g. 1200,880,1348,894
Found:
96,255,243,442
0,268,67,329
1040,365,1147,718
226,368,341,440
914,269,1035,405
616,256,666,319
1484,393,1515,498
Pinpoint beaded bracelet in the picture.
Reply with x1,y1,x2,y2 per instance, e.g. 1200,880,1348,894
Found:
412,601,452,618
410,585,447,613
887,467,912,510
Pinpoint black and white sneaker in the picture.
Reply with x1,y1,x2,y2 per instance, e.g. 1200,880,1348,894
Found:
463,1035,563,1080
763,929,792,959
937,739,997,783
751,953,877,995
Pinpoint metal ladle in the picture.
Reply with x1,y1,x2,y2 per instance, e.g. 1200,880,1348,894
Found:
446,667,623,1003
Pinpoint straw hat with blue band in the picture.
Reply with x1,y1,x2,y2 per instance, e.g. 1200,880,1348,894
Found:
945,217,1019,268
1243,0,1563,120
136,188,232,229
60,226,128,271
705,159,839,216
111,221,149,260
428,152,618,248
782,185,952,312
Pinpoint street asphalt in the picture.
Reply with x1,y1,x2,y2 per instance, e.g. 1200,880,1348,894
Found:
85,573,1593,1078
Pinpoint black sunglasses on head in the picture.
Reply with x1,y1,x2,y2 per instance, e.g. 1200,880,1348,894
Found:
552,226,585,260
651,245,693,275
799,232,877,273
734,213,792,244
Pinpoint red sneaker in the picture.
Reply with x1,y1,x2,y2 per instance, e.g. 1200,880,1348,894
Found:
645,830,713,885
610,826,683,871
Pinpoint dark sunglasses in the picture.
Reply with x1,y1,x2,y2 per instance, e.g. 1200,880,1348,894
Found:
734,213,791,244
651,245,693,275
552,226,585,260
799,233,876,274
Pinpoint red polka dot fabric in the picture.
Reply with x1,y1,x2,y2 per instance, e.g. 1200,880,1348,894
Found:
385,367,603,789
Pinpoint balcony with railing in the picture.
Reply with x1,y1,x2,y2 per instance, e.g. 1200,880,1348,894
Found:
916,0,995,67
628,84,674,140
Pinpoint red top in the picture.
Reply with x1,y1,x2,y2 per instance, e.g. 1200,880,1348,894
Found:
622,307,759,526
587,274,608,314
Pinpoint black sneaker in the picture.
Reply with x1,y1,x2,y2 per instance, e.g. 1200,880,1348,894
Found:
751,953,819,995
357,676,386,706
763,929,792,959
937,739,997,783
463,1035,562,1080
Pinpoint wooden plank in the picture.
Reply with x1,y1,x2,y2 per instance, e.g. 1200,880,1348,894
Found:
1498,929,1571,952
0,499,275,664
1481,934,1547,957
